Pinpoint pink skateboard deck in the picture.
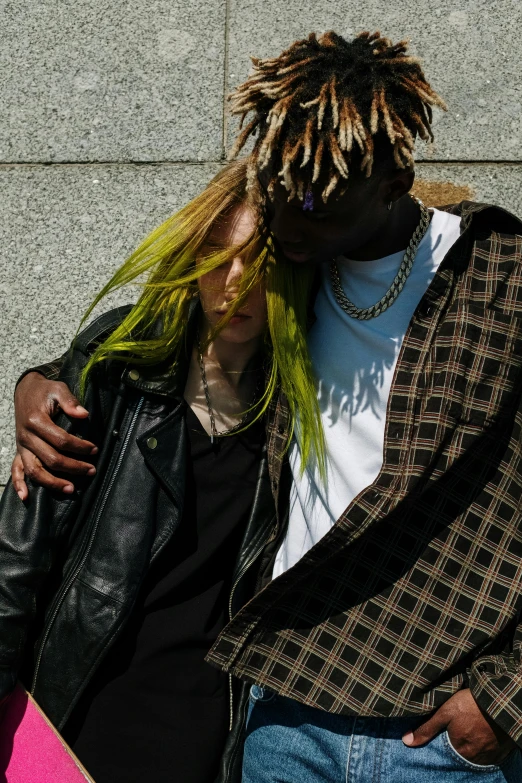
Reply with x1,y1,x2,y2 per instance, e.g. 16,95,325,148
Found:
0,684,95,782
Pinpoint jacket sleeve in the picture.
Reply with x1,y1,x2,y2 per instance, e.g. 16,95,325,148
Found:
0,360,96,702
0,306,133,703
469,627,522,744
15,355,67,388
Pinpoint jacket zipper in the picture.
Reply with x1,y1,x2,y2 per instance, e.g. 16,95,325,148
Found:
226,534,272,732
31,397,145,695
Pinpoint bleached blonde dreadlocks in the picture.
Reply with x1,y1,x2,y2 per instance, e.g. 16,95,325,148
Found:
229,31,447,203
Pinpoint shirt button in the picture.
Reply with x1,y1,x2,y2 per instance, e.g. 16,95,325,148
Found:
371,490,381,500
146,437,158,450
129,369,140,381
277,425,285,435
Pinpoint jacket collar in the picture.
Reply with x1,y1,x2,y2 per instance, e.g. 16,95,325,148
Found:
437,200,522,234
122,297,199,399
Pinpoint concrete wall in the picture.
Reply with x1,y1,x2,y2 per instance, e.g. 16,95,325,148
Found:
1,0,521,484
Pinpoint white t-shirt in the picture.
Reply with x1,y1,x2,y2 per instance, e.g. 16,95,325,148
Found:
273,208,462,578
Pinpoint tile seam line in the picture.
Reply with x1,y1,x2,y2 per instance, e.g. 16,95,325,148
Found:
0,160,227,168
221,0,231,158
0,160,520,167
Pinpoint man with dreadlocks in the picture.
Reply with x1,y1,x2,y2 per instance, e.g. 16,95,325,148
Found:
207,30,522,782
9,29,522,782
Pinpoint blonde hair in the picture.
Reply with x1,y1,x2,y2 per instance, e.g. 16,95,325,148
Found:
78,158,325,473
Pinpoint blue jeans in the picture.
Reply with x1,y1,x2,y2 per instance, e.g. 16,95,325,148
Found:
243,686,522,782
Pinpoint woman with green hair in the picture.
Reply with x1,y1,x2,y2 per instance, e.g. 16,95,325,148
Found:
0,158,323,783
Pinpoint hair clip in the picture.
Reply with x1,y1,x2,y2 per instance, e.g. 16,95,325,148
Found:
302,185,314,212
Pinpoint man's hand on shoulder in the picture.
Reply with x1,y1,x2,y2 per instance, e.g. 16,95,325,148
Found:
13,372,99,500
402,688,517,765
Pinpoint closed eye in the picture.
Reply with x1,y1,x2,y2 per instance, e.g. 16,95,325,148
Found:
201,241,225,252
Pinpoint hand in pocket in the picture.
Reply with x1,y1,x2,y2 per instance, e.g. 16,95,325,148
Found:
402,689,517,766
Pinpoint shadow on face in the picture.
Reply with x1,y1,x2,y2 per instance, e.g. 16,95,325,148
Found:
197,205,268,345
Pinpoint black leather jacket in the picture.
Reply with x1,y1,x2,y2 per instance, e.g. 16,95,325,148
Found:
0,305,278,783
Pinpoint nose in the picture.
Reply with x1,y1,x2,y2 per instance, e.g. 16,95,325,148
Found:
225,255,245,293
270,202,305,246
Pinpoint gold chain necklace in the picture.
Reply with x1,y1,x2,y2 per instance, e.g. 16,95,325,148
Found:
329,197,431,320
196,334,259,444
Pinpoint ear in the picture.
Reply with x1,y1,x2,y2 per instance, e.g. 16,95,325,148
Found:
381,168,415,205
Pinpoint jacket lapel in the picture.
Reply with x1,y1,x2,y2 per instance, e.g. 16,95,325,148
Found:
136,401,187,559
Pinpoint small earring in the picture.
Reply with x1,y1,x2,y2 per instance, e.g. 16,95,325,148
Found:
387,201,393,211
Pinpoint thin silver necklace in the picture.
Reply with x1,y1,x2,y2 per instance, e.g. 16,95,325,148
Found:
196,335,257,444
329,196,431,320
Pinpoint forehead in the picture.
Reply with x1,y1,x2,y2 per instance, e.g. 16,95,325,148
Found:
257,165,378,214
207,204,256,244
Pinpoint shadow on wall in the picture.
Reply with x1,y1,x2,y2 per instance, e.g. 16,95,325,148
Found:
412,178,475,207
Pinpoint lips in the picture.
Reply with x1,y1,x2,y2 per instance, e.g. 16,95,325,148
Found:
280,243,312,263
283,249,311,263
228,315,250,324
215,310,251,321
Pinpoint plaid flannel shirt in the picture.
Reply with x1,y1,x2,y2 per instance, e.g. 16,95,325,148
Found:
206,202,522,745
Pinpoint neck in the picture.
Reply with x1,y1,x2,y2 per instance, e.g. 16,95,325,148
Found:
183,319,262,436
346,194,422,262
199,322,262,389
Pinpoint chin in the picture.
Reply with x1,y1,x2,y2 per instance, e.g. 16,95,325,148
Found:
219,326,261,344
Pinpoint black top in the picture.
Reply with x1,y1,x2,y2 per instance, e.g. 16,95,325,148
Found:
63,404,265,783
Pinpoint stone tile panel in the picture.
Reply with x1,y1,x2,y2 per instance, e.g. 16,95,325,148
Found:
1,0,225,162
415,163,522,213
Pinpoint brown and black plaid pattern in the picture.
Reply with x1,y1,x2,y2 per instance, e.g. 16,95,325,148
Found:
207,203,522,744
17,360,63,387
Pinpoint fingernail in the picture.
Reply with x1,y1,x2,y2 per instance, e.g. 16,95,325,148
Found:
87,467,96,476
90,447,99,455
63,485,75,494
75,405,88,414
402,732,414,746
17,491,25,501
